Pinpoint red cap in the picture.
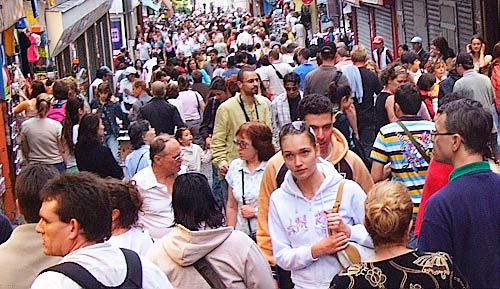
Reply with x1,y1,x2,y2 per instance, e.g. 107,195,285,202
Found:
372,36,384,44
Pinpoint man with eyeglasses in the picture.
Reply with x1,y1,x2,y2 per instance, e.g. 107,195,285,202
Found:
258,93,373,289
370,83,434,224
132,135,184,240
419,98,500,289
212,68,272,207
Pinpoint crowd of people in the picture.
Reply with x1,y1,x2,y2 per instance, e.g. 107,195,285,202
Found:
0,5,499,289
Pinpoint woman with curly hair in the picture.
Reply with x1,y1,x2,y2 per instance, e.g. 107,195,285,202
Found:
330,181,468,289
104,178,153,255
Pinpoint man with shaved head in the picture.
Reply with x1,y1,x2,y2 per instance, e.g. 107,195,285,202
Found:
138,81,184,135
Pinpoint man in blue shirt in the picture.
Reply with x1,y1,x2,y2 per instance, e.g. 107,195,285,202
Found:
293,48,315,91
419,98,500,288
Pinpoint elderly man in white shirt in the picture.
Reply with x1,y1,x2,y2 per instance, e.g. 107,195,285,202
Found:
132,135,183,240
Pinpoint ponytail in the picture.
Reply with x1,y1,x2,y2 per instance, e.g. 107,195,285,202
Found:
36,93,52,118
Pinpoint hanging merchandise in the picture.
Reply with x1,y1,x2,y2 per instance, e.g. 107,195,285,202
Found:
3,27,16,57
15,19,28,30
27,32,40,64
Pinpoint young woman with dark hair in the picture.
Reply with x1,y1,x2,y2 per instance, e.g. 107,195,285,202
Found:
146,173,274,289
14,79,46,119
62,95,87,172
226,122,275,239
124,120,155,179
75,113,123,179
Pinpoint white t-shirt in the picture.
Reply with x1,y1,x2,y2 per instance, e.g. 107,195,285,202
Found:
21,117,63,164
256,63,293,97
31,243,171,289
178,90,203,121
119,78,137,105
107,227,153,256
136,42,151,61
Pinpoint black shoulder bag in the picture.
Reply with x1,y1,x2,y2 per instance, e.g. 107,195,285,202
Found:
397,121,431,163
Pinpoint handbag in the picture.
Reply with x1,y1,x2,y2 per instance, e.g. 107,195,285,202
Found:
330,181,374,269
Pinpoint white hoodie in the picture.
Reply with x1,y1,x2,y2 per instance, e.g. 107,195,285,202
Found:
268,158,372,289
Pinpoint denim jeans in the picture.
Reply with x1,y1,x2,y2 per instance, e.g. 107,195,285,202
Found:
104,134,120,162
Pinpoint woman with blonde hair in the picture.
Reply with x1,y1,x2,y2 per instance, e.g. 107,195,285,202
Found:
20,93,65,172
330,181,468,289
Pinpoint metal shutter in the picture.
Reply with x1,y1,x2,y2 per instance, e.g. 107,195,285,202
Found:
101,14,113,69
456,0,474,53
86,27,98,79
426,0,441,41
356,6,371,50
402,0,414,43
76,34,88,75
374,5,393,53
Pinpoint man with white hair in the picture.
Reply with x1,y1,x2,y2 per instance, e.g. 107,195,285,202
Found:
236,26,253,46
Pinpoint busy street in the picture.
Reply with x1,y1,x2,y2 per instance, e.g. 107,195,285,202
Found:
0,0,499,288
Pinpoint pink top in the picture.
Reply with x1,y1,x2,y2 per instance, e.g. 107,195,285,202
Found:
178,90,203,121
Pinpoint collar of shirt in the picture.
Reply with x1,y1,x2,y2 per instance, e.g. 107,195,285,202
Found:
134,165,166,191
449,161,491,182
239,160,267,174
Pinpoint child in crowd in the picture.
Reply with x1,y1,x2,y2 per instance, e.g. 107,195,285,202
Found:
175,127,211,173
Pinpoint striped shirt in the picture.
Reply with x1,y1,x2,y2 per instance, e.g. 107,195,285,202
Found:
371,116,435,209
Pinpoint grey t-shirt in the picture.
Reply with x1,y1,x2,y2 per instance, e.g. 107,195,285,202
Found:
21,117,63,164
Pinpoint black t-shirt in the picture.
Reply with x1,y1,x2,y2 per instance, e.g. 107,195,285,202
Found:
356,67,383,125
374,91,392,132
288,96,301,122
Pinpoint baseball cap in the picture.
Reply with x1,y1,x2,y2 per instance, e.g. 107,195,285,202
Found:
372,36,384,44
410,36,423,43
320,43,334,54
100,66,113,75
123,66,137,76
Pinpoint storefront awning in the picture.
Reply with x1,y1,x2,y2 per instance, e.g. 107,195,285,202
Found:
0,0,25,31
45,0,113,56
141,0,161,11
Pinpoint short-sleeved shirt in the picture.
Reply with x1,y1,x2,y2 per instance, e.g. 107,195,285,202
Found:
370,117,434,207
226,159,267,235
136,42,151,61
21,117,63,164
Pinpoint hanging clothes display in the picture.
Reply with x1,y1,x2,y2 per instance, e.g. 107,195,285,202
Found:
27,33,39,63
18,30,31,78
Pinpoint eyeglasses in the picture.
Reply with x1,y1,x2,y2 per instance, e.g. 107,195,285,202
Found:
172,151,184,161
233,139,250,149
430,130,457,138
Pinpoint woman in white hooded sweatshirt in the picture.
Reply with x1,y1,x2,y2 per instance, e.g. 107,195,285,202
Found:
268,122,373,289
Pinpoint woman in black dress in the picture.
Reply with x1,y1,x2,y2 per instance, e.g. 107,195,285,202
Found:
75,113,123,179
330,181,468,289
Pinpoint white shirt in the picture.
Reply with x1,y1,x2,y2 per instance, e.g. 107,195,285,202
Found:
119,78,137,105
31,243,171,289
256,63,293,97
236,31,253,46
107,227,154,256
177,41,193,57
132,166,174,240
136,42,151,61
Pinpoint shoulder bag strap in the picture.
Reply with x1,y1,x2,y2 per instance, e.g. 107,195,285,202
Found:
241,169,253,235
120,248,142,288
40,262,106,289
193,90,202,116
396,121,431,163
270,64,284,79
193,257,228,289
331,180,346,214
134,151,148,175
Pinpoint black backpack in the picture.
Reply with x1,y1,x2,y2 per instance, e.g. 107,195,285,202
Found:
39,248,142,289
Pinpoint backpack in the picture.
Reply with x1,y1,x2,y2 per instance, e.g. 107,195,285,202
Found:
39,248,142,288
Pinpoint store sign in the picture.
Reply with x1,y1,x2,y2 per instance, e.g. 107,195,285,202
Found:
302,0,314,5
110,21,123,51
0,0,25,31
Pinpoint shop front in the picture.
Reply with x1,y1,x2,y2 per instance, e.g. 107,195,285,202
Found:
45,0,114,78
0,0,26,220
